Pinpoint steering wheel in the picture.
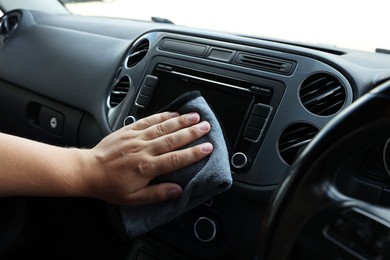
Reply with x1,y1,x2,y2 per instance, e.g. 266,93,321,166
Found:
258,80,390,259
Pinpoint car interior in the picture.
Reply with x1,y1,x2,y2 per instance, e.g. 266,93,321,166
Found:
1,1,390,259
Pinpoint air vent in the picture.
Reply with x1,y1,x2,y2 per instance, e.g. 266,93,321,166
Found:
0,12,21,43
126,39,150,68
109,76,130,108
235,52,295,75
300,73,346,116
279,123,319,165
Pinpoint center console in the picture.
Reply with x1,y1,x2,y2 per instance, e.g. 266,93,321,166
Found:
124,58,284,175
115,57,285,258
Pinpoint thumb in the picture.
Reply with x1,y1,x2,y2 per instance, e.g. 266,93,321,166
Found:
124,183,183,206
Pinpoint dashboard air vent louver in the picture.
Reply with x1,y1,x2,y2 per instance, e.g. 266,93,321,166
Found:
109,76,130,108
279,123,319,165
0,12,21,44
299,73,346,116
126,39,150,68
235,53,295,75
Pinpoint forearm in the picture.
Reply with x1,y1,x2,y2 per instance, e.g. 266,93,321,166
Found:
0,111,212,205
0,133,86,197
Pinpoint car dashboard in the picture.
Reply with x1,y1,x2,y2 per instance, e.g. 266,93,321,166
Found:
1,9,390,259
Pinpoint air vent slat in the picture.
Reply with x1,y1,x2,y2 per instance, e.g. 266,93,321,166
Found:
241,55,284,68
279,139,312,155
302,86,343,107
279,123,319,165
126,39,149,68
109,76,130,108
301,83,342,98
235,53,295,75
111,91,128,95
300,73,346,116
315,100,345,115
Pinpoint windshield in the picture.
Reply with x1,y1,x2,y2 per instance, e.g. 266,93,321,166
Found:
62,0,389,53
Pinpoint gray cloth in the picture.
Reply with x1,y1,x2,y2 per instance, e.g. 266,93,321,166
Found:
120,91,232,238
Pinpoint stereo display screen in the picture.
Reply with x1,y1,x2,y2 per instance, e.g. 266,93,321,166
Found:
149,72,254,149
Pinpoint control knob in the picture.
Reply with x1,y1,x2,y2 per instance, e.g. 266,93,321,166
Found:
193,217,217,242
123,116,137,126
231,152,249,169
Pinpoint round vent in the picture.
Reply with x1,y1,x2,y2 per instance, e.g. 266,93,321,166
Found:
0,12,21,43
109,76,131,108
299,73,346,116
126,38,149,68
279,122,319,165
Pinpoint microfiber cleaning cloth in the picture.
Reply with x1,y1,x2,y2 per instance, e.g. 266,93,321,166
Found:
120,91,232,238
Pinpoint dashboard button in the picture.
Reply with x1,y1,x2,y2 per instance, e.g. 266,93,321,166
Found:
259,88,271,96
243,104,272,142
252,104,271,118
135,94,150,107
243,125,262,141
247,115,266,129
135,75,159,108
143,75,158,87
139,85,154,96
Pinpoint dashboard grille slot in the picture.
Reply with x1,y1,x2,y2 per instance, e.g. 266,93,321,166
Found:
300,73,346,116
235,53,295,75
126,39,150,68
109,76,130,108
279,123,319,165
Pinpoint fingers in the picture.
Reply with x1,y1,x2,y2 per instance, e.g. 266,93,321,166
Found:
127,112,180,131
150,121,211,155
127,112,202,142
151,142,214,176
119,111,214,181
123,183,183,206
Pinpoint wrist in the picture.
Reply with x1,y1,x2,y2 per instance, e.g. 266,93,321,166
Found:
73,148,107,200
70,148,96,198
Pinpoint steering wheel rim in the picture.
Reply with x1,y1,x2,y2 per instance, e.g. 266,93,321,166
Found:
258,80,390,259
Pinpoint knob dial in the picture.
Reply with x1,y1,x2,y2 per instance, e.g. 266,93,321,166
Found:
123,116,137,126
193,217,217,242
231,152,248,169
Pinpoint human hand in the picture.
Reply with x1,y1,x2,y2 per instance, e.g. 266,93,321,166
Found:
81,112,213,206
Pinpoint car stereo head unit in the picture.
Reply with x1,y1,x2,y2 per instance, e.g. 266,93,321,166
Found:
127,63,280,173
